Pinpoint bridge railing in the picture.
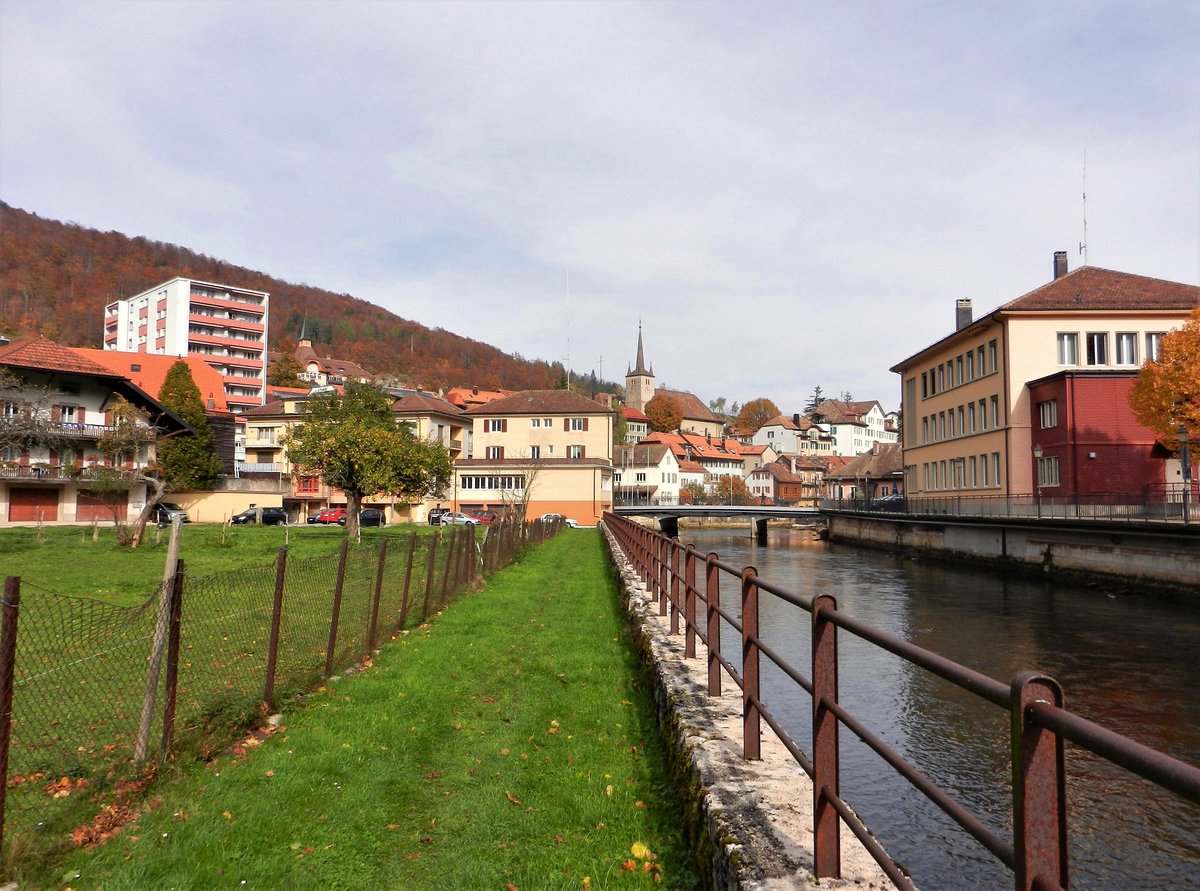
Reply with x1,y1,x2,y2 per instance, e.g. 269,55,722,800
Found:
602,511,1200,891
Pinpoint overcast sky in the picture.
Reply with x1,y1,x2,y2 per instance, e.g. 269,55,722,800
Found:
2,0,1198,412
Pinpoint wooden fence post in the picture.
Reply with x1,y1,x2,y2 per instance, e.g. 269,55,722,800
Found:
263,547,288,708
324,540,349,679
399,531,418,629
0,577,22,853
367,538,388,652
160,561,185,757
422,531,440,621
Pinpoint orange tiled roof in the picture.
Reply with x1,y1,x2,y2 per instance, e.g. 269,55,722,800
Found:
1001,266,1200,313
392,392,465,416
463,389,608,415
74,348,231,413
445,386,514,408
1,336,117,377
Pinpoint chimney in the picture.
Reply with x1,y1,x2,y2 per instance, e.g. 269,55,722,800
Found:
955,298,973,330
1053,251,1068,280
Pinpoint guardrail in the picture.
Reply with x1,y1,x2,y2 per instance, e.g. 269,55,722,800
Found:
603,511,1200,890
823,485,1198,524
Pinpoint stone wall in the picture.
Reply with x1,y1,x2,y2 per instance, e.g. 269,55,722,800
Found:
602,525,898,890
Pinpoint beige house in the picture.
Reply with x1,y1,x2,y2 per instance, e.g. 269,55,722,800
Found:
890,256,1199,498
613,443,682,505
456,390,614,525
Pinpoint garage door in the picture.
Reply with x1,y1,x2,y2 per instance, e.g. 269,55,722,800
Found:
76,490,127,522
9,488,59,522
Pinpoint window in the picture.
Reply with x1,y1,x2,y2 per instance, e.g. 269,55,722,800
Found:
635,472,647,482
921,372,928,399
1038,400,1058,429
1037,456,1060,487
484,419,507,433
957,406,964,436
1115,333,1137,365
297,476,320,493
968,403,976,432
939,412,946,439
966,351,975,381
992,453,1001,487
988,340,998,373
990,396,1000,428
955,356,963,386
1086,333,1108,365
1145,332,1164,362
3,401,20,419
530,418,541,428
529,445,540,459
1057,333,1078,365
568,418,588,432
937,365,945,391
970,456,978,487
255,426,276,443
976,346,985,375
982,453,990,486
567,445,585,459
978,398,988,430
485,446,505,460
922,417,929,444
948,410,956,437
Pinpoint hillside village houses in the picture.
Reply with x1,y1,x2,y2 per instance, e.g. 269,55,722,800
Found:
1,337,190,523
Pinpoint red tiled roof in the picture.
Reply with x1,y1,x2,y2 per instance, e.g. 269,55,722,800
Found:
445,387,513,408
0,336,117,377
656,388,721,423
463,389,608,415
622,406,650,422
1001,266,1200,313
74,348,231,413
392,392,464,416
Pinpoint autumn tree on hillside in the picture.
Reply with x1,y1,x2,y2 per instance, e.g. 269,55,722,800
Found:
284,383,453,537
156,361,223,491
1129,308,1200,451
268,352,306,387
735,397,781,434
644,394,682,433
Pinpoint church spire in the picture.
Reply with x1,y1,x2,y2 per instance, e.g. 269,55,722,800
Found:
631,322,651,376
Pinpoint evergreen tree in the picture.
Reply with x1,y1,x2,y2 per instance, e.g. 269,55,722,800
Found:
156,361,224,490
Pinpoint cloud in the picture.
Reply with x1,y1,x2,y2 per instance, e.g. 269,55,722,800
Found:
2,0,1197,411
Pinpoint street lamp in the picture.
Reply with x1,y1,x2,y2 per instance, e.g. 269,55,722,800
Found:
1178,426,1191,525
1032,443,1044,518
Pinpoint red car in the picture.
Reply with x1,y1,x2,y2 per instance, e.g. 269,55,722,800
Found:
314,507,347,524
470,510,500,525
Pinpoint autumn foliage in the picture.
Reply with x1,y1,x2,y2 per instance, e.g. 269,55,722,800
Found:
0,203,610,394
1129,308,1200,449
643,394,682,432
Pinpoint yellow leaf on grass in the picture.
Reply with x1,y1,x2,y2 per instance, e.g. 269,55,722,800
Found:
631,841,650,859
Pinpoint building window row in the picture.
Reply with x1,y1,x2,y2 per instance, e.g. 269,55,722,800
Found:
920,395,1002,443
461,474,525,490
921,340,998,399
1057,331,1164,368
922,452,1002,491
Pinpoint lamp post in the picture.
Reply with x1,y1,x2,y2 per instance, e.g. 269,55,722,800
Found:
1178,426,1192,525
1032,443,1043,519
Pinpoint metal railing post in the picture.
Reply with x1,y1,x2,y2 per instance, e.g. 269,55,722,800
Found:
706,553,721,696
741,566,761,760
812,592,841,879
670,542,681,635
324,540,349,679
657,536,669,617
1011,672,1068,891
684,545,697,658
263,547,288,708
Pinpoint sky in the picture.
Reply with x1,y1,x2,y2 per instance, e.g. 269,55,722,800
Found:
2,0,1198,414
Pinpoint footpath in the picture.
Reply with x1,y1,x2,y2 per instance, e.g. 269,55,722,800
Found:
39,531,699,891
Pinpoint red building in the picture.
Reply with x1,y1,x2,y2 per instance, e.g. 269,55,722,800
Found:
1027,370,1188,498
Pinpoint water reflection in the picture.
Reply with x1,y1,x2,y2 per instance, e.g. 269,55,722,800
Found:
678,526,1200,891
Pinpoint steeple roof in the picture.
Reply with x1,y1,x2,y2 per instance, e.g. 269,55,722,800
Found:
628,324,653,377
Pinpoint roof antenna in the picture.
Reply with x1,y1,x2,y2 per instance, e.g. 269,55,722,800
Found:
1079,149,1088,266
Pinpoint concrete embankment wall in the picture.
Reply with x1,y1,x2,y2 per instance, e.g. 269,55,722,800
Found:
826,514,1199,599
601,525,897,891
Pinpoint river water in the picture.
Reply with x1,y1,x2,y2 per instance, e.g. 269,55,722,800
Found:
675,526,1200,891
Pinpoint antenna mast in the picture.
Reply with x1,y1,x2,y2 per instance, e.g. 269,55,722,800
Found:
565,270,572,390
1080,149,1088,266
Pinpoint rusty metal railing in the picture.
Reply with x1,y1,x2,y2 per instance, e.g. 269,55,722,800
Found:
603,512,1200,891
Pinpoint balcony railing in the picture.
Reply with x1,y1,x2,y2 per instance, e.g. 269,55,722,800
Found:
0,464,145,482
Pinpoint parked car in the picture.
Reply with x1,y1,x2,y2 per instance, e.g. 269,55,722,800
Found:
428,507,450,526
871,493,907,512
149,502,189,526
313,507,347,525
538,513,578,528
439,511,480,526
231,507,288,526
338,508,386,527
469,510,500,525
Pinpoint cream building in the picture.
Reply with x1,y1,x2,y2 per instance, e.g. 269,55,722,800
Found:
890,257,1199,498
457,390,614,524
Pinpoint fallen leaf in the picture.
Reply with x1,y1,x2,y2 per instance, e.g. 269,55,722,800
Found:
505,790,521,805
620,859,636,872
631,841,650,860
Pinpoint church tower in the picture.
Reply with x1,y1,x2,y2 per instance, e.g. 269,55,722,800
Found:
625,324,655,413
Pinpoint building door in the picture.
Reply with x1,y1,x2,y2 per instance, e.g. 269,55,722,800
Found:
76,489,127,522
9,487,59,522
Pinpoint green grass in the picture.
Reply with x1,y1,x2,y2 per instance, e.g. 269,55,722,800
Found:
0,523,423,606
30,531,699,890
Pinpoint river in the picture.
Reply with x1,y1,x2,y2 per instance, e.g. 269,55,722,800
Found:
675,526,1200,891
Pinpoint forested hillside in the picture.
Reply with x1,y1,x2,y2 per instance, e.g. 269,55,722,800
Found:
0,203,619,396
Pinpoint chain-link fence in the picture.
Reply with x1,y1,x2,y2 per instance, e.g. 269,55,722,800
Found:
0,519,564,864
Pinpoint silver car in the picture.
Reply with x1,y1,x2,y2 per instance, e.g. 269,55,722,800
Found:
439,511,480,526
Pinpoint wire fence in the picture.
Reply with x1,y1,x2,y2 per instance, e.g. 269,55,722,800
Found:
0,517,564,863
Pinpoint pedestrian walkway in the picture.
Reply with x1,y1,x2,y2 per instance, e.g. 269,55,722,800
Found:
41,530,699,890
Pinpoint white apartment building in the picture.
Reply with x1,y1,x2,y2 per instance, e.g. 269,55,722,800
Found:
104,277,269,412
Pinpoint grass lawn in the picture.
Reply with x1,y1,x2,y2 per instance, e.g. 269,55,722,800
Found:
31,530,700,890
0,523,430,606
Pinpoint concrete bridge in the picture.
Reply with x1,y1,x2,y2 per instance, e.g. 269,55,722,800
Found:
613,503,821,543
